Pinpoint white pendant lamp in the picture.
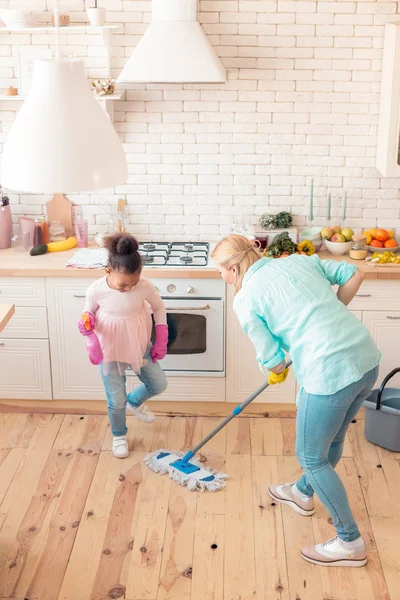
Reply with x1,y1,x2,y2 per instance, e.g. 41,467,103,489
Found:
117,0,226,84
1,2,127,194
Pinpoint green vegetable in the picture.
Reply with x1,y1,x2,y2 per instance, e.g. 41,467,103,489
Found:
259,213,277,230
276,211,293,229
30,244,48,256
264,232,297,258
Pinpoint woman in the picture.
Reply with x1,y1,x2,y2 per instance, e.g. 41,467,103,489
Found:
212,234,380,567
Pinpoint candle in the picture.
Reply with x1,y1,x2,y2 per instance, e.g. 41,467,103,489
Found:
342,191,347,222
309,179,314,222
327,192,331,221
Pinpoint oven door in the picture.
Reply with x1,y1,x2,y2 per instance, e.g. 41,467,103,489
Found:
154,298,224,375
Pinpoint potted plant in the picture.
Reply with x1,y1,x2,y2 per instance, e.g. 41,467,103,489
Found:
87,0,105,26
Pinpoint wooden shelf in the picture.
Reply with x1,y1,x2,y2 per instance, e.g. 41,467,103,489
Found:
0,91,125,102
0,24,121,33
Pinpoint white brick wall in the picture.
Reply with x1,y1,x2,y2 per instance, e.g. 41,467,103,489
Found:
0,0,399,240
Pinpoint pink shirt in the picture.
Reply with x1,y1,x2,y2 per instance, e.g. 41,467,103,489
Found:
84,276,166,373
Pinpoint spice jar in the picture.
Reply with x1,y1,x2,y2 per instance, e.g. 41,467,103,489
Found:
349,234,367,260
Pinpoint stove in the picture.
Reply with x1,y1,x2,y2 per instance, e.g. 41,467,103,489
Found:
139,241,210,267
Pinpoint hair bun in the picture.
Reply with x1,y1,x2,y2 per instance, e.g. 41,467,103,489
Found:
105,233,139,256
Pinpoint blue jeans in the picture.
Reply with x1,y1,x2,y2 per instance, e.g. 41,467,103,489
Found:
295,366,378,542
100,354,167,437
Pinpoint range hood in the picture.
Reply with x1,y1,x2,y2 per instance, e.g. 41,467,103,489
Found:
117,0,226,84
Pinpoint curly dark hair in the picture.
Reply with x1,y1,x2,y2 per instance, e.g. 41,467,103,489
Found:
104,233,142,274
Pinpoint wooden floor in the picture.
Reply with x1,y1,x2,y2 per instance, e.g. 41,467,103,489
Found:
0,413,398,600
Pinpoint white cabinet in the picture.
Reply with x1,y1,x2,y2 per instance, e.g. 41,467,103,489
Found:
225,286,296,404
0,339,52,399
362,311,400,386
0,307,48,339
46,278,105,400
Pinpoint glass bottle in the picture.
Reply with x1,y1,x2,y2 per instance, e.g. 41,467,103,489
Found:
33,218,44,246
39,215,50,244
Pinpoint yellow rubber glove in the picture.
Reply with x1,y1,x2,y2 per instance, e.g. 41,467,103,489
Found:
268,368,289,385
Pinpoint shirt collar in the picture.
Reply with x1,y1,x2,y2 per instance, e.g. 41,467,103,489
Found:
243,257,270,284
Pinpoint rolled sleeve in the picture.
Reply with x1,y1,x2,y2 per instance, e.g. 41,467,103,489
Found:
312,255,357,287
234,297,285,370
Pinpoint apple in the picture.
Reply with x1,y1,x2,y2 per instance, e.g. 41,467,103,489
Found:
321,227,334,240
331,233,346,243
331,225,341,234
341,227,354,242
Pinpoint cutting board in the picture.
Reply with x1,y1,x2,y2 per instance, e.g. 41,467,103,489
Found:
46,194,73,238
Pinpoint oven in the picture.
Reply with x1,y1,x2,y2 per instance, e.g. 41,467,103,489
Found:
151,277,225,377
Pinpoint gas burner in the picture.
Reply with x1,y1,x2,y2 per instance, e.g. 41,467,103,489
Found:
138,241,210,267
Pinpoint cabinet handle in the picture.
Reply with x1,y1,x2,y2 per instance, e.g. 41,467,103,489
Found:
386,316,400,320
73,294,86,298
355,294,372,298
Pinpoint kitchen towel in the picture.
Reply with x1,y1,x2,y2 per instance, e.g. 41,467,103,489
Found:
65,248,109,269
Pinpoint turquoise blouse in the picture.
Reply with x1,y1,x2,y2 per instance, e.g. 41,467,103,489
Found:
233,254,381,395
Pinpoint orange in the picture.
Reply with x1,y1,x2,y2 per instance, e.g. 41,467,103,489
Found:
384,239,398,248
375,229,390,243
370,239,384,248
368,228,378,239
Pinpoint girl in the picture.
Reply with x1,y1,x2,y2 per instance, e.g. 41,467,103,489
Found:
78,234,168,459
212,235,381,568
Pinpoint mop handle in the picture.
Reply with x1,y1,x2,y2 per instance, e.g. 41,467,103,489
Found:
181,359,292,463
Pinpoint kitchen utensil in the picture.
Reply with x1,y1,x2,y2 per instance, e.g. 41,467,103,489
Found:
145,359,292,492
366,244,400,254
0,196,12,249
46,194,73,238
116,199,127,233
49,220,66,242
19,217,35,247
325,239,353,256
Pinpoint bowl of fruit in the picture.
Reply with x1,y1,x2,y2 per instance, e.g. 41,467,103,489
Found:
364,228,399,253
321,226,354,255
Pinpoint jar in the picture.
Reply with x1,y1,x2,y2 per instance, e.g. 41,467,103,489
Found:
49,220,66,242
349,235,367,260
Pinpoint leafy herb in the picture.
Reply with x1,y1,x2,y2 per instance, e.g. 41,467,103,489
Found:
264,232,297,258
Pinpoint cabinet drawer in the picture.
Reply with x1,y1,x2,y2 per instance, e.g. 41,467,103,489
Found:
0,307,48,339
0,338,52,399
0,277,46,307
349,280,400,311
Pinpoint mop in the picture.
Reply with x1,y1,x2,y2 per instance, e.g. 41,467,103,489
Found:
144,360,292,492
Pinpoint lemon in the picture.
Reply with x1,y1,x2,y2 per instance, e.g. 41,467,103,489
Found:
388,230,395,239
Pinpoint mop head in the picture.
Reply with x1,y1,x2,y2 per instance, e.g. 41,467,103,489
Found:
144,449,228,492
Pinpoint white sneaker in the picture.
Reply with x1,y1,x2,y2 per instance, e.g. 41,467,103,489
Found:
112,435,129,459
127,404,155,423
301,536,367,567
269,482,315,516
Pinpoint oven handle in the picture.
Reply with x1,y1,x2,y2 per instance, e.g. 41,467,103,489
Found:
166,304,211,311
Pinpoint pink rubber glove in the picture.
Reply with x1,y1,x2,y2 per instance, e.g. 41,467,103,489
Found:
151,324,168,362
78,311,95,336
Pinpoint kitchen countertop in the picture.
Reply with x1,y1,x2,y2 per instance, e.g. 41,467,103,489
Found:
0,304,14,332
0,247,400,279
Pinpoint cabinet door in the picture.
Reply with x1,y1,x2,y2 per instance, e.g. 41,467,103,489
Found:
0,339,52,399
225,287,296,404
46,278,105,400
363,311,400,386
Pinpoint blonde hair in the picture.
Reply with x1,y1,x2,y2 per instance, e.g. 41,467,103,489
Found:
211,234,262,293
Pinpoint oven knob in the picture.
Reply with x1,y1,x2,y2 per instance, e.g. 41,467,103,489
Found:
167,284,176,293
186,286,194,294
